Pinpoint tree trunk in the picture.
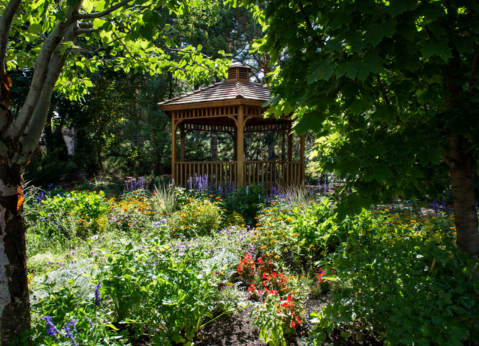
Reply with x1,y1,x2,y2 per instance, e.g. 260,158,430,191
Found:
0,67,30,345
448,134,479,258
0,162,30,346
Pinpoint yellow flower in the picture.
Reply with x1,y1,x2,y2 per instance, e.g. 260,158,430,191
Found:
300,276,306,279
384,208,390,212
268,253,273,257
450,226,456,229
226,282,233,286
275,255,280,259
261,245,267,249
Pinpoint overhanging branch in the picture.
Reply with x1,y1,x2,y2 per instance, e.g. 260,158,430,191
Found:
0,0,22,81
4,2,81,141
75,0,133,19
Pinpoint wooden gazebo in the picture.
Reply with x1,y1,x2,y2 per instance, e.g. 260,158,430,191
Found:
158,63,305,190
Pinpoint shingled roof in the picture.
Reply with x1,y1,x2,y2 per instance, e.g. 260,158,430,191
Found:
158,80,270,106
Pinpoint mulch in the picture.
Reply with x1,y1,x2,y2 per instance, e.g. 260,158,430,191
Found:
194,296,385,346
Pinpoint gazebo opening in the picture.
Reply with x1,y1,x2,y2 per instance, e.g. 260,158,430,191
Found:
159,63,305,191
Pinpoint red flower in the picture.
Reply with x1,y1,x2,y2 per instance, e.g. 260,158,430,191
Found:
248,283,256,292
290,321,296,328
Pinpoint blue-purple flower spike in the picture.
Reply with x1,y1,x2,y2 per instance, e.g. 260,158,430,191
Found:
94,281,101,305
42,316,60,339
64,320,78,346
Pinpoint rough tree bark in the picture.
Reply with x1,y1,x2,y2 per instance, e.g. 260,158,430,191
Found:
0,163,29,345
448,135,479,258
444,66,479,258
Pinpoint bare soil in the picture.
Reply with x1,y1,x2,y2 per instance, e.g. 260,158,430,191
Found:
194,296,385,346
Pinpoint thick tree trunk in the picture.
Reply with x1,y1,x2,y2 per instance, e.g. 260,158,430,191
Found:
0,162,30,346
448,134,479,258
0,65,30,345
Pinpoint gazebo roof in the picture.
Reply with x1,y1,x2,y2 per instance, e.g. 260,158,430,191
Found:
158,80,270,107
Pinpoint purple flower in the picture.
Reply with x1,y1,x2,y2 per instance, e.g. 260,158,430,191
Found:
71,250,76,255
64,320,78,346
42,316,60,339
94,281,101,306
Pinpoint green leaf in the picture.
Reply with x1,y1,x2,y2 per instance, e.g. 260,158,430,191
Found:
420,41,452,61
454,36,474,55
293,111,325,134
93,19,105,30
365,20,397,46
83,0,93,13
308,61,337,83
28,23,43,34
31,0,45,10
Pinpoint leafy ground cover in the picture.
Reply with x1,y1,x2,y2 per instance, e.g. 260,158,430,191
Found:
20,181,479,346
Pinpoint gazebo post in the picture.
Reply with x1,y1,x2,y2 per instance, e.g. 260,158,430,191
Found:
171,112,177,183
300,134,305,186
287,133,293,185
237,105,244,188
233,127,238,161
180,123,185,162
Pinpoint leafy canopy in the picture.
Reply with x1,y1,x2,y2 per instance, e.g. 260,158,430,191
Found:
239,0,479,216
5,0,230,100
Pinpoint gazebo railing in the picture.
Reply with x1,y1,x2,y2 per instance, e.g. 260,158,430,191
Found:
174,161,303,191
174,162,238,189
244,161,302,190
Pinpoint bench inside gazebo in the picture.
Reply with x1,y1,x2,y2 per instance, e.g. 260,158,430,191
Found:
158,63,305,191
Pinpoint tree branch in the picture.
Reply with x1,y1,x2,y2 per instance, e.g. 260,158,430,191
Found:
75,0,133,19
0,0,22,81
4,2,81,141
469,51,479,92
296,0,323,47
463,145,476,157
441,156,454,168
112,32,140,62
376,74,390,105
75,27,102,35
18,49,69,164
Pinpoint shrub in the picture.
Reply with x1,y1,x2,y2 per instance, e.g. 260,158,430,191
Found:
26,190,111,242
311,212,478,346
169,199,222,238
225,211,246,227
102,241,221,345
221,184,266,225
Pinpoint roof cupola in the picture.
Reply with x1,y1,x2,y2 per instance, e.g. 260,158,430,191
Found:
227,62,250,82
